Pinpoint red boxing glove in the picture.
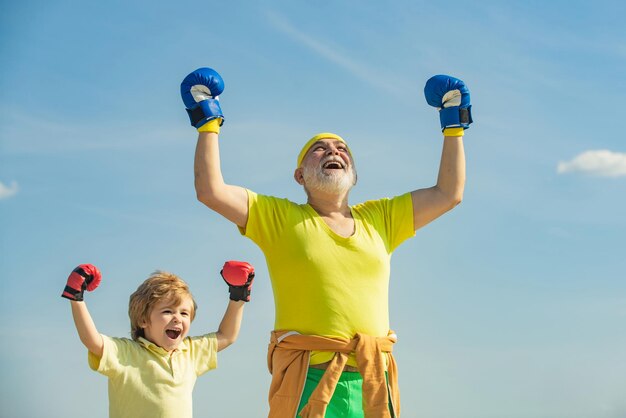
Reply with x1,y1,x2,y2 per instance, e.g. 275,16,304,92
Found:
220,261,255,302
61,264,102,301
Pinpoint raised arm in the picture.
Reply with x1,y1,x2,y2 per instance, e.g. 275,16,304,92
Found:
181,68,249,228
216,300,245,352
411,75,472,230
62,265,104,357
411,132,466,230
215,261,255,351
71,301,104,357
194,131,248,227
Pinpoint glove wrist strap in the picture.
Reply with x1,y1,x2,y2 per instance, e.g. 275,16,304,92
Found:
186,99,224,128
228,286,250,302
439,105,473,131
61,286,84,301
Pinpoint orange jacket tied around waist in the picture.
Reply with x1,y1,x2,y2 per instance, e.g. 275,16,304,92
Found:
267,330,400,418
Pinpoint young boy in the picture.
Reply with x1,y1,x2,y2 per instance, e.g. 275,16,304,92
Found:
62,261,255,418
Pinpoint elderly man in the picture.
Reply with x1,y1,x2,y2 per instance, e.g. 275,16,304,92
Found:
181,68,471,418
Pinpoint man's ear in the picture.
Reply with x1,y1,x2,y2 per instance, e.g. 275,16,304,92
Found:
294,168,304,185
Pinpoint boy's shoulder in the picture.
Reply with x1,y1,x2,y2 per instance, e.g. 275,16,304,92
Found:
101,335,143,353
185,332,218,347
101,333,218,357
184,333,219,356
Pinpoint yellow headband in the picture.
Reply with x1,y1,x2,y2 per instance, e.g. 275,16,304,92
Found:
296,132,351,168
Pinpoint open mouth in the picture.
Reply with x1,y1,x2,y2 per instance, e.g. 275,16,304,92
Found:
165,329,181,339
322,161,344,170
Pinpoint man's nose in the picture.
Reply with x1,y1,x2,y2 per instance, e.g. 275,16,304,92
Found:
326,146,340,155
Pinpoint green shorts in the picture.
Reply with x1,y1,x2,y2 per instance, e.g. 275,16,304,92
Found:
297,368,395,418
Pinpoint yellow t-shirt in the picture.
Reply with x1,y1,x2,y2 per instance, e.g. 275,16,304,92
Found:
88,333,218,418
240,190,415,365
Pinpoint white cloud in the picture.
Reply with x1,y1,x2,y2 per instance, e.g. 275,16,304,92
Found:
557,150,626,177
0,181,19,199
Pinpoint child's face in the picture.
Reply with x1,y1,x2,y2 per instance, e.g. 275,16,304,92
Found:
141,296,194,352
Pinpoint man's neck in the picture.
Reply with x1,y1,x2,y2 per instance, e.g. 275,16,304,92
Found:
307,191,355,237
306,191,351,217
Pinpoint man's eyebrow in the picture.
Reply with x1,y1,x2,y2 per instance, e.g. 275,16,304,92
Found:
311,140,346,148
304,141,325,155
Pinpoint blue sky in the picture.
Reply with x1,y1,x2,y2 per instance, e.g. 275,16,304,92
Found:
2,1,625,417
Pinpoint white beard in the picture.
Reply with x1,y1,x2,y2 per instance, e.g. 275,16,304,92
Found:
302,164,356,194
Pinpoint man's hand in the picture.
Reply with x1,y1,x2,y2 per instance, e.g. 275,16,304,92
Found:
62,264,102,301
180,67,225,131
424,75,473,131
220,261,255,302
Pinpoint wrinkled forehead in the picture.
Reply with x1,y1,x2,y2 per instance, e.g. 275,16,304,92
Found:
296,132,351,168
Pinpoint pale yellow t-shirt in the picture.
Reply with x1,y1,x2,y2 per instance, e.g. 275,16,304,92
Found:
240,190,415,365
88,333,218,418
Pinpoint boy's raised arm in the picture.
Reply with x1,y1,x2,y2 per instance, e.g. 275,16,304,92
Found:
215,261,255,352
71,301,104,357
62,264,104,357
216,300,245,352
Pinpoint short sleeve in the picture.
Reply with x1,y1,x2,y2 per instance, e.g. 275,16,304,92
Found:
189,333,218,376
88,334,124,377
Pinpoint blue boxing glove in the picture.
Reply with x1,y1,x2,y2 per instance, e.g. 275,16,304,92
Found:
180,67,225,130
424,75,473,131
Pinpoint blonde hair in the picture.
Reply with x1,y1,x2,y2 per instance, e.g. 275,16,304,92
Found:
128,271,197,341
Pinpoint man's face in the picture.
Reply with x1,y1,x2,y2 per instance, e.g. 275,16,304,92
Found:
300,138,356,194
141,296,194,352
